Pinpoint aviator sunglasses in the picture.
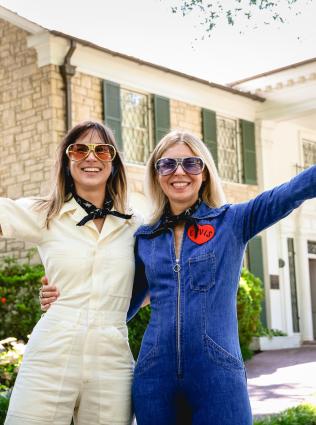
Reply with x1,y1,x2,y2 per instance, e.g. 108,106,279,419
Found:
155,156,205,176
66,143,116,162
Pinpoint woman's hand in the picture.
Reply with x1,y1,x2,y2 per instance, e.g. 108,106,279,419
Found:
141,295,150,307
39,276,60,311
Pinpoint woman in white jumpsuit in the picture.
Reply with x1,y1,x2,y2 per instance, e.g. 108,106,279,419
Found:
0,121,140,425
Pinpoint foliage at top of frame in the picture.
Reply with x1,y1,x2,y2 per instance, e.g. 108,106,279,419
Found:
169,0,311,35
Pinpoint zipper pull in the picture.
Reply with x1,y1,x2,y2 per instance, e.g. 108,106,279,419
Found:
173,259,181,273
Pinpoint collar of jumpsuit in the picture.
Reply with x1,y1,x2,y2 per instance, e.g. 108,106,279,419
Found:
134,201,230,237
58,196,135,240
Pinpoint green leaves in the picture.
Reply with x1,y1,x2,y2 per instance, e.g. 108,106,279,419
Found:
0,256,44,342
254,404,316,425
237,268,264,359
128,305,151,359
0,338,24,392
168,0,304,34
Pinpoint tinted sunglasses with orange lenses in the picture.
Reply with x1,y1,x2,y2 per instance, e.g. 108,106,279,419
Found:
66,143,116,162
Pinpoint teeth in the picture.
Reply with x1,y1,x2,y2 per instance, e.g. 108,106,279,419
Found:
172,182,189,188
82,168,100,172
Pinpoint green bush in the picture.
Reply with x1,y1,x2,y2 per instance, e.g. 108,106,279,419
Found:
128,305,151,359
0,255,44,342
237,268,264,359
0,338,24,391
254,404,316,425
256,326,287,338
0,392,10,425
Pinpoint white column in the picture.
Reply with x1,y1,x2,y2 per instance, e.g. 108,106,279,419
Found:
279,230,294,335
295,229,314,340
256,119,277,326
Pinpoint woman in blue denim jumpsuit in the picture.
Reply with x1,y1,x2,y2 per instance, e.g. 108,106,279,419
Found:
41,129,316,425
130,130,316,425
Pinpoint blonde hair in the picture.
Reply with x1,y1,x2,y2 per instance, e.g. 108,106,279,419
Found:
35,121,128,227
145,129,226,223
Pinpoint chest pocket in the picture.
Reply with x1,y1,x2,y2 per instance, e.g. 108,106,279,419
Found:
189,252,216,291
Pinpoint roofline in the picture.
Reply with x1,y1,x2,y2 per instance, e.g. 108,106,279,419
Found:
0,6,265,102
229,57,316,87
0,5,45,33
50,30,265,103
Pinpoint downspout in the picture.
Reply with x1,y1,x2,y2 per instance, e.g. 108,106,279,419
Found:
60,40,77,130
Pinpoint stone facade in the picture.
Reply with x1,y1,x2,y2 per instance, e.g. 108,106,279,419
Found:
170,99,202,139
223,181,258,203
0,20,66,259
71,72,103,124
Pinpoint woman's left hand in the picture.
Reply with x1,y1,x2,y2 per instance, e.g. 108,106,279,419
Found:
39,276,60,311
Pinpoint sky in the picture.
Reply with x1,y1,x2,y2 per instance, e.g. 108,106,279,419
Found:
0,0,316,84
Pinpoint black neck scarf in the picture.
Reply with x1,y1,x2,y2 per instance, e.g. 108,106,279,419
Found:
72,192,132,226
148,198,202,239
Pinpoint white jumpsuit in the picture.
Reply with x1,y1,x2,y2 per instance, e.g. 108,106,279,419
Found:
0,197,140,425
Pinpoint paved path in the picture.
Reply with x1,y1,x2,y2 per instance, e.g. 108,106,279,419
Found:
246,346,316,419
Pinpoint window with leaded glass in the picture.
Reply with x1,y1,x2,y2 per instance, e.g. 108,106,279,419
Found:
121,89,151,164
302,139,316,168
216,116,243,183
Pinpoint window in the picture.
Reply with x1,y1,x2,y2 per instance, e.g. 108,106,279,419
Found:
121,89,151,164
302,139,316,168
216,116,243,183
104,80,170,165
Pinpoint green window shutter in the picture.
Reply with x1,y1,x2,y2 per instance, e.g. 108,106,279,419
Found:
247,235,267,326
202,108,218,167
153,95,170,145
103,80,122,150
241,120,257,185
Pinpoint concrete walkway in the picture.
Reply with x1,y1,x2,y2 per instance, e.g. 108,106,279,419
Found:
246,345,316,419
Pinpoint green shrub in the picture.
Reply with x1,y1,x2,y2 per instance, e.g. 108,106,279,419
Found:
237,268,264,358
128,305,151,359
256,326,287,338
254,404,316,425
0,338,24,391
0,392,10,425
0,256,44,342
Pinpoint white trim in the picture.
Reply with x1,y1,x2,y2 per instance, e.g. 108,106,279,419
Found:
0,6,44,34
27,32,69,68
256,95,316,121
233,62,316,94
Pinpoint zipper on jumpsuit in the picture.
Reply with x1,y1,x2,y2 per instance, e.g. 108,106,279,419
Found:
173,229,184,378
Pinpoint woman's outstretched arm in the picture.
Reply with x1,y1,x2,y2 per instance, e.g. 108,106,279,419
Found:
233,165,316,243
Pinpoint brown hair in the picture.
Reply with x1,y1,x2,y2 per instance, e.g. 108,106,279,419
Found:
36,121,128,227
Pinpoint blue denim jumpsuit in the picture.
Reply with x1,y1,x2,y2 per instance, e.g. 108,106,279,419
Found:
128,165,316,425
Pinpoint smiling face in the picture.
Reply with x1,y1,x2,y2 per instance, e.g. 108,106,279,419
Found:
68,129,112,197
157,142,205,214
